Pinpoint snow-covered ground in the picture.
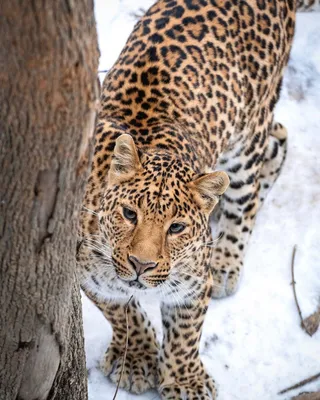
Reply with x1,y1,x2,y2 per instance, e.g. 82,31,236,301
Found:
83,2,320,399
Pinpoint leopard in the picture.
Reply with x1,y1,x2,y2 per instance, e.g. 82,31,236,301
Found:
77,0,299,398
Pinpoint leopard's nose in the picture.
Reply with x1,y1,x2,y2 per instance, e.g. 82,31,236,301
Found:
128,255,158,276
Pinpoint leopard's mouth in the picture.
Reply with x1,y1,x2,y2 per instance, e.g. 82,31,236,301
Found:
109,256,173,294
118,272,168,292
111,257,146,289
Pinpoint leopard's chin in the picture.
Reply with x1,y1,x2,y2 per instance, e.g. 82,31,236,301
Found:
118,277,158,291
117,275,169,296
127,280,147,290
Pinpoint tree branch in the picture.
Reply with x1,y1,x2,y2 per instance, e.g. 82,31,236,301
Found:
292,392,320,400
290,245,311,336
279,372,320,395
112,296,133,400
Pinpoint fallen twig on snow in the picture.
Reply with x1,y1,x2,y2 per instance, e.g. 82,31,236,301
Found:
290,245,312,336
302,304,320,337
129,7,146,20
279,372,320,395
292,391,320,400
112,295,133,400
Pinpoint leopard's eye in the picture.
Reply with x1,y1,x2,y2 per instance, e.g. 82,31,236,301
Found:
169,223,185,234
123,207,137,223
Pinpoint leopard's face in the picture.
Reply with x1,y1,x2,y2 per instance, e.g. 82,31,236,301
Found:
79,134,229,299
101,161,209,293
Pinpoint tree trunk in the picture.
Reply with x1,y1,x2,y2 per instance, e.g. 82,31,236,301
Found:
0,1,99,399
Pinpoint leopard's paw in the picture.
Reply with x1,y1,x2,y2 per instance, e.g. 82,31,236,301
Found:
101,341,158,394
211,261,242,298
159,372,217,400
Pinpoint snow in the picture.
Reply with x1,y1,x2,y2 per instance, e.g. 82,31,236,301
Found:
83,3,320,399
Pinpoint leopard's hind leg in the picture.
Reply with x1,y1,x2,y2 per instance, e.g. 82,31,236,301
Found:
259,122,288,205
211,122,287,298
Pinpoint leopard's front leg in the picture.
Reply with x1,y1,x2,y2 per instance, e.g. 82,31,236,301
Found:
98,298,159,394
158,278,216,400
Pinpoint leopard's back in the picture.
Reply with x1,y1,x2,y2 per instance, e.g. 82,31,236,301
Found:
97,0,295,168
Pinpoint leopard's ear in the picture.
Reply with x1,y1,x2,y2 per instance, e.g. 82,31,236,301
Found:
189,171,230,214
109,134,142,184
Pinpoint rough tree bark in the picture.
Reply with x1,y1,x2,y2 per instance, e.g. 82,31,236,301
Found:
0,1,99,399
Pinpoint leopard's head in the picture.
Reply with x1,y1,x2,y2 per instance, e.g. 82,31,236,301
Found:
79,134,229,299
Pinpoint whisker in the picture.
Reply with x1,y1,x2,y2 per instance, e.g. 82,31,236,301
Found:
83,237,113,261
200,233,223,248
84,237,111,250
82,206,99,217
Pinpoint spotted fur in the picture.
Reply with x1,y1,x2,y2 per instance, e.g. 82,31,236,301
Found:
78,1,296,398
